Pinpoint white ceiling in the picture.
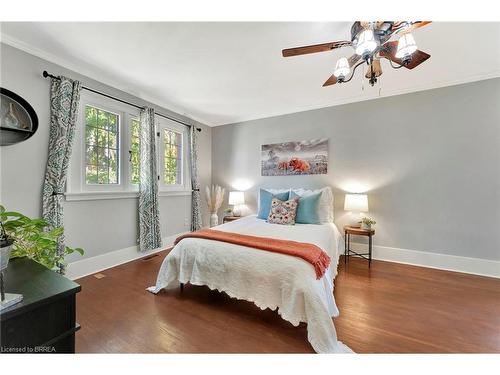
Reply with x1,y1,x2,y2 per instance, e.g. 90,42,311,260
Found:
2,22,499,126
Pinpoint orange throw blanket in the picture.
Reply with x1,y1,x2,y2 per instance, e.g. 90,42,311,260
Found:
174,229,331,279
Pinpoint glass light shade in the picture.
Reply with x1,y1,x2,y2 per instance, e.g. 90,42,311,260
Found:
333,57,351,78
228,191,245,206
344,194,368,212
395,33,418,59
355,29,377,56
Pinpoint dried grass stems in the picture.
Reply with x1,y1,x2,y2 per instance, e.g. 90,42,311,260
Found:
205,185,225,214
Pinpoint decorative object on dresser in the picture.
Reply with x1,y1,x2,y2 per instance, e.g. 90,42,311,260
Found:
261,139,328,176
344,225,375,267
228,191,245,216
205,185,226,227
1,220,22,310
344,193,369,227
0,88,39,146
0,257,81,353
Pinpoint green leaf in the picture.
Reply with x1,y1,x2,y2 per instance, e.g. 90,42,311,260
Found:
0,205,84,272
74,247,84,255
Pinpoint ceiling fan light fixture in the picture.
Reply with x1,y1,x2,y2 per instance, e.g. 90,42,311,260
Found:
395,33,418,60
333,57,350,79
355,29,377,57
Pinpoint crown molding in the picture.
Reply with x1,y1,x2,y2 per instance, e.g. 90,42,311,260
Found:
2,32,499,127
0,33,213,127
213,70,500,126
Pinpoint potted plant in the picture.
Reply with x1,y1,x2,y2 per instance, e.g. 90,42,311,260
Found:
1,218,15,301
0,205,83,273
0,220,14,267
360,216,376,230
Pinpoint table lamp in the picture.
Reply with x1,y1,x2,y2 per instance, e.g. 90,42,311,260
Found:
344,193,368,227
228,191,245,217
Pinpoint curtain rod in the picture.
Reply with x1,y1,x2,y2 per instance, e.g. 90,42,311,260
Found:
42,71,201,132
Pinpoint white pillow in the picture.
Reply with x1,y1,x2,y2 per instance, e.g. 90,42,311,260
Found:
291,187,334,223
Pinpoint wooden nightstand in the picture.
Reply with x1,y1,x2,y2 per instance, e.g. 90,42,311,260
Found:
344,225,375,267
223,216,241,223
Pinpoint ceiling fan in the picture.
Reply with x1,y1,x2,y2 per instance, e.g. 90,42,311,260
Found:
282,21,431,87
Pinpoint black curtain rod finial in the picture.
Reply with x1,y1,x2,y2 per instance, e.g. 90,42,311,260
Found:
43,70,59,80
42,69,202,133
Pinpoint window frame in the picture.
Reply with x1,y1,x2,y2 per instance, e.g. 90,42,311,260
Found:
65,91,191,201
128,117,141,190
157,116,191,192
82,104,121,187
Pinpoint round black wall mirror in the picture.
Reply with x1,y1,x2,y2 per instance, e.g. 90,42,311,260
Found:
1,88,39,146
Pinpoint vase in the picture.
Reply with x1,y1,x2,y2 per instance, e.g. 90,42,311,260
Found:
1,242,23,309
0,243,13,271
210,213,219,227
4,103,20,129
361,223,371,230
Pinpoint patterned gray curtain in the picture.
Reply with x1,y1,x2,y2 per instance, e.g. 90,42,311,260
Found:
189,125,203,231
42,76,82,274
139,107,162,251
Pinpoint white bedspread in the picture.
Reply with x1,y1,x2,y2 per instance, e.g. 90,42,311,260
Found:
147,215,352,353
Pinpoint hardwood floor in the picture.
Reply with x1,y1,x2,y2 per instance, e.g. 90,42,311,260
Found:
75,252,500,353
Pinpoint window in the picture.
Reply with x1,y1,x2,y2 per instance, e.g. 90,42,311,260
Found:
66,91,191,200
157,117,189,191
84,106,119,185
130,119,140,185
163,128,182,185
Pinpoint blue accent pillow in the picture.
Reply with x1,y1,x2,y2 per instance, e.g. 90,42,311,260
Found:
290,191,321,224
257,189,290,219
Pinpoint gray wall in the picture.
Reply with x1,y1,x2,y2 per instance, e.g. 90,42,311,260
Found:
212,78,500,261
0,44,212,261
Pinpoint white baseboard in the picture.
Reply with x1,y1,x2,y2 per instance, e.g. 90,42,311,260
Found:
66,235,500,281
349,242,500,278
65,232,186,280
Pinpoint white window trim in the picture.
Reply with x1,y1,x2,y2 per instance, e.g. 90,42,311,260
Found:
156,116,191,193
64,190,192,201
65,91,191,201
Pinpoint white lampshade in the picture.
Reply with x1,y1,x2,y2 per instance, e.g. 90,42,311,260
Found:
396,33,418,59
228,191,245,206
355,29,377,56
344,194,368,212
333,57,351,78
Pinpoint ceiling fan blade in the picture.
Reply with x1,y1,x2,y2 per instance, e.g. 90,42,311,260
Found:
398,21,432,34
322,75,338,87
282,41,351,57
379,41,400,62
379,41,430,69
348,54,361,67
365,59,383,78
405,50,431,69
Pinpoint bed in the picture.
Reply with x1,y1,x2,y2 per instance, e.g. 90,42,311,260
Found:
148,214,352,353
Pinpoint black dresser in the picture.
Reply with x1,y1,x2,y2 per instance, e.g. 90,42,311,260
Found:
0,257,81,353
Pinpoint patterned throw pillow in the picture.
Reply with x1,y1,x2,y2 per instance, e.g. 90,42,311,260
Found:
267,197,299,225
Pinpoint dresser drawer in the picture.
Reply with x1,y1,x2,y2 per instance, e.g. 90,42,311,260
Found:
1,294,76,351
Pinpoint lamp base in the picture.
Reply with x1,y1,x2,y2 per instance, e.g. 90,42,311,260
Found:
347,212,363,227
0,293,23,311
232,206,242,217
